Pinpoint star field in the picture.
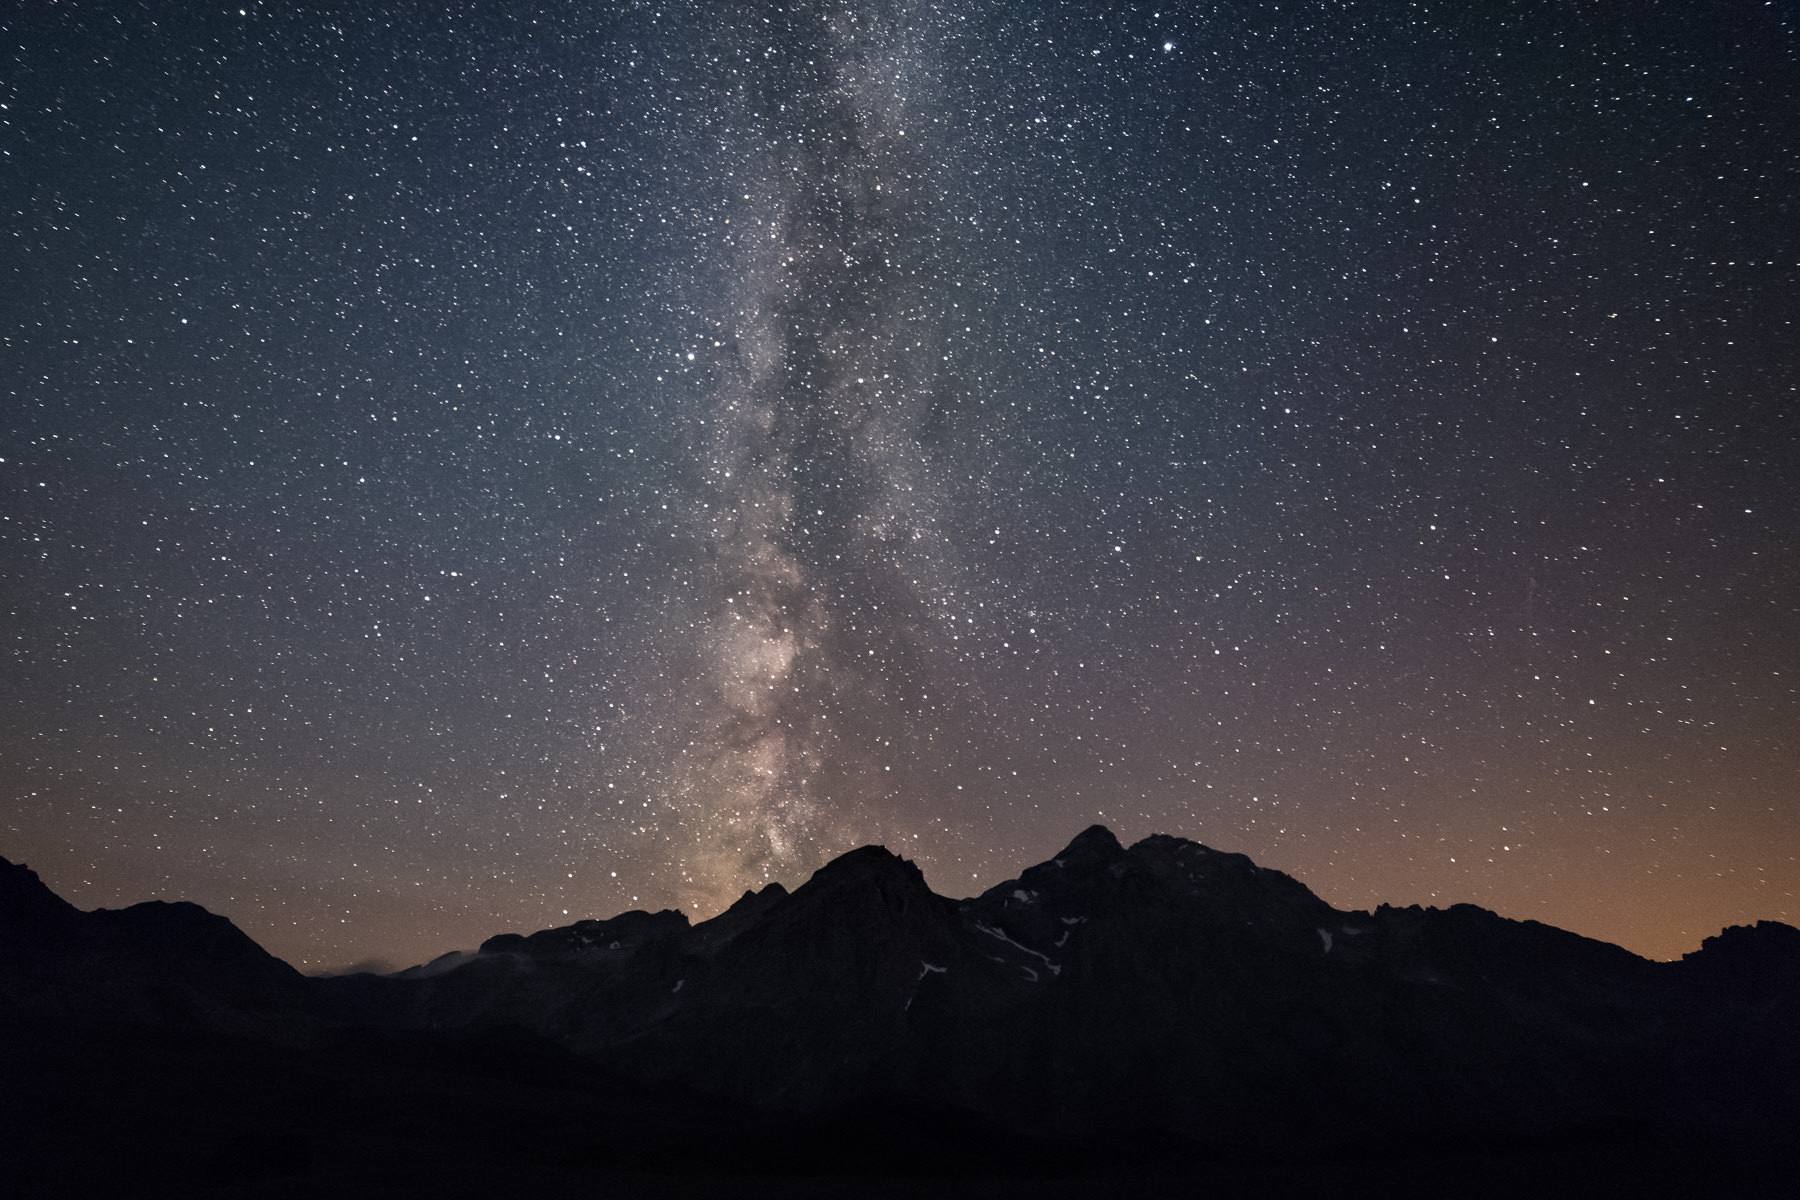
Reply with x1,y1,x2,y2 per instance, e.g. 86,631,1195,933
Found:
4,1,1797,971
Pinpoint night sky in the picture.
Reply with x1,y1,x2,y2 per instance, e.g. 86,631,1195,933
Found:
6,1,1797,973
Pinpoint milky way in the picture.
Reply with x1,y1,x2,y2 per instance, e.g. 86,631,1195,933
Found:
4,1,1796,970
646,5,966,904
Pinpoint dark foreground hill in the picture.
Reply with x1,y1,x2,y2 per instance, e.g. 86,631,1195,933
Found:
4,829,1797,1197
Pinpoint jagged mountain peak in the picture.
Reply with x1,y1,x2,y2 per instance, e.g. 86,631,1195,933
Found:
686,880,790,955
0,856,81,942
724,879,788,914
1690,919,1800,961
1682,919,1800,991
793,843,933,906
987,828,1332,939
1055,823,1125,865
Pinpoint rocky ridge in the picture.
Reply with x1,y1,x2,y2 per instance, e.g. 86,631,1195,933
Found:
5,830,1798,1193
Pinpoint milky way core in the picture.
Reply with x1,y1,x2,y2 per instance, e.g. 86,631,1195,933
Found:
646,7,967,908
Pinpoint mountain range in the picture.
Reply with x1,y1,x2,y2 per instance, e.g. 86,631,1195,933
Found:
4,826,1797,1196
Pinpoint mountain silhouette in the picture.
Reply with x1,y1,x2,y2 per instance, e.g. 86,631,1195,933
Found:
4,833,1797,1196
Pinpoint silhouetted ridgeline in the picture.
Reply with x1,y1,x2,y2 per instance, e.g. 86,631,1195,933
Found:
4,830,1797,1196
